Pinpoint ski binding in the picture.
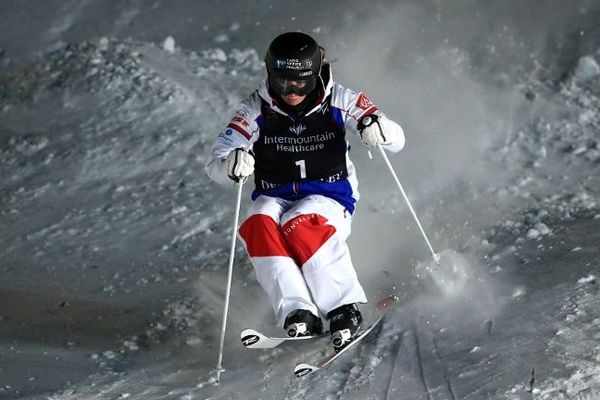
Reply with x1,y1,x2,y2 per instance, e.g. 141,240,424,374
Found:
293,294,399,378
293,313,386,377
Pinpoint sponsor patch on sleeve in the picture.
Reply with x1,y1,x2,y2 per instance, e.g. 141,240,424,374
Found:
356,93,374,110
227,115,252,139
231,115,251,128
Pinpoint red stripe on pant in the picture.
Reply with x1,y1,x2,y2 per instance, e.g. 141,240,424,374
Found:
239,215,292,258
281,214,336,266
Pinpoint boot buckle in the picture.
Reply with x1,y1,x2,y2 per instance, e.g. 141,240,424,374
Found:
287,322,308,337
332,328,352,349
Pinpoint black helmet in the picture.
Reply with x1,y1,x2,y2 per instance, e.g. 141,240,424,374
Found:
265,32,322,96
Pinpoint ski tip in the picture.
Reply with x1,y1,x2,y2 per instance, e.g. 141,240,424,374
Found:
294,363,318,378
241,328,259,336
241,333,261,347
240,329,262,348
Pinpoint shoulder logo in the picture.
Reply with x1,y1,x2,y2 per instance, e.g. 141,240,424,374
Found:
231,115,250,128
289,123,307,136
356,93,374,110
318,103,328,115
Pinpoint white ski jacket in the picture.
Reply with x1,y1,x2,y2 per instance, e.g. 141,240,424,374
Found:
206,64,405,213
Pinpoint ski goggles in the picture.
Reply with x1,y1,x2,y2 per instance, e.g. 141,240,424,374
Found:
269,75,316,96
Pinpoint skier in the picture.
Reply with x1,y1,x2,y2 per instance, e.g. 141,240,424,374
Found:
206,32,405,350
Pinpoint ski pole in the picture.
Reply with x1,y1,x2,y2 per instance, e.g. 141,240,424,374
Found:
377,143,440,266
216,180,244,383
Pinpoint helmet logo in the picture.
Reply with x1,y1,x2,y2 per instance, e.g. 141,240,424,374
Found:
275,58,313,71
267,32,321,79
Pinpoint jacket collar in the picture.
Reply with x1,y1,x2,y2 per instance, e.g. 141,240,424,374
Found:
258,63,334,117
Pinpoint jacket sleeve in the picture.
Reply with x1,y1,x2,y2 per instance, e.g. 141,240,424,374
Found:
331,83,405,153
205,92,261,186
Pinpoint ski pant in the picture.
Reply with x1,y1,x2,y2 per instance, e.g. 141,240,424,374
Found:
238,194,367,326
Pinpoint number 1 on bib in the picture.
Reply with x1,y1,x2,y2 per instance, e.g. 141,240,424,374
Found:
295,159,307,179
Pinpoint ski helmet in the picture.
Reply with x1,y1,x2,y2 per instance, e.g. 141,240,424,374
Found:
265,32,322,96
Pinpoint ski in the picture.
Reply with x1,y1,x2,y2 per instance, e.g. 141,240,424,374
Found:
240,328,324,349
293,294,399,378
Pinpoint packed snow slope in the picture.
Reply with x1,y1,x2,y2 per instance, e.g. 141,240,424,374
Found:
1,1,600,399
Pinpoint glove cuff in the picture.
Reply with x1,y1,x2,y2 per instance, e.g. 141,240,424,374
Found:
357,114,379,131
358,114,388,144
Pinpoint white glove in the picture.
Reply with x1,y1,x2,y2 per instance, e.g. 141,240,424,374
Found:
226,148,254,183
358,114,389,147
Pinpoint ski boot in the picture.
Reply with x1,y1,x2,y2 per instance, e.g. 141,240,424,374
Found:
284,309,323,337
327,304,363,352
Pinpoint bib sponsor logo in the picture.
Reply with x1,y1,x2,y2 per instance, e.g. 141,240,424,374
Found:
225,129,233,136
289,123,307,136
321,170,344,183
263,131,336,153
356,93,374,110
260,180,281,190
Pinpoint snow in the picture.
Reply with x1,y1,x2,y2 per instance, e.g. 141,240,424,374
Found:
163,36,176,53
573,55,600,81
1,1,600,400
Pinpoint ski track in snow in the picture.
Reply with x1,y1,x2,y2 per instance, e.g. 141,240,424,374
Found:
2,3,600,399
411,324,433,400
431,334,458,400
505,273,600,400
383,328,404,400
